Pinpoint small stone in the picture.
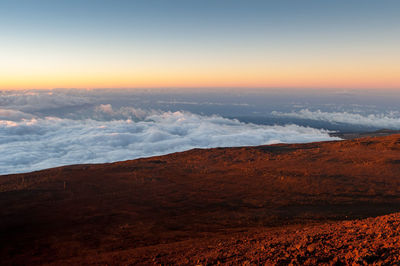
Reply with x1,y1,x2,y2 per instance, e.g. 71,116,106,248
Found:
307,243,317,253
295,243,302,250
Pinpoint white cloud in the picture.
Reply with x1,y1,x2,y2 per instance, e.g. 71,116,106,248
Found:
0,89,93,112
272,109,400,129
3,89,399,175
0,108,35,121
0,109,338,174
94,104,153,120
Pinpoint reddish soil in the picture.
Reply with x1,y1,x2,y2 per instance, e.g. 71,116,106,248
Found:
53,212,400,265
1,134,400,265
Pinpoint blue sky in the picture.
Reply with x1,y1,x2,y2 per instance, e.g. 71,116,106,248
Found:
1,0,399,90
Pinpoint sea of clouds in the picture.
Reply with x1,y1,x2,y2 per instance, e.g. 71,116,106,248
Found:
272,109,400,129
2,89,399,175
0,104,337,174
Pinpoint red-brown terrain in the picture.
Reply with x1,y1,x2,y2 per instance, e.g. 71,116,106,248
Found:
1,134,400,265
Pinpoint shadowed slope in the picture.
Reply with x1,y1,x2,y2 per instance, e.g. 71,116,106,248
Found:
1,135,400,264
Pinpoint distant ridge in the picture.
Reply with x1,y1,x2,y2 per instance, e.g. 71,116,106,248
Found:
330,129,400,140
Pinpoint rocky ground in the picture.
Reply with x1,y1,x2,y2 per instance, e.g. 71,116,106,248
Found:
51,212,400,265
186,213,400,265
1,134,400,265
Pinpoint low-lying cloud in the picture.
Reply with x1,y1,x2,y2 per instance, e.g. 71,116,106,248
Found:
0,108,35,121
2,89,400,175
0,107,338,174
272,109,400,129
0,89,93,112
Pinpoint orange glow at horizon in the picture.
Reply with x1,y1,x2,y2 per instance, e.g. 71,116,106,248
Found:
1,66,399,90
1,41,399,91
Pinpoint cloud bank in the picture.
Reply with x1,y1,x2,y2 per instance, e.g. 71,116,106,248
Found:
0,89,93,112
0,106,338,174
2,89,399,175
272,109,400,129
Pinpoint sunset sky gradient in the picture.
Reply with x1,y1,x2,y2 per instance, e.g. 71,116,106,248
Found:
1,0,399,90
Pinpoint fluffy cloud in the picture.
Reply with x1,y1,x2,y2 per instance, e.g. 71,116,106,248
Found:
94,104,153,120
0,108,35,121
0,89,93,112
272,109,400,129
0,109,338,174
2,89,398,175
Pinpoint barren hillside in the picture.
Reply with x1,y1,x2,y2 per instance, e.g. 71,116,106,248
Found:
1,135,400,265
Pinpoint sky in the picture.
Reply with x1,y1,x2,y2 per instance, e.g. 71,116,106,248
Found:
0,0,399,90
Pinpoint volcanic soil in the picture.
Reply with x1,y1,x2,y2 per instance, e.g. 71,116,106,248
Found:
1,134,400,265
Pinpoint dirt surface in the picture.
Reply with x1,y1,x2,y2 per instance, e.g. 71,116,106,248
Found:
54,212,400,265
1,134,400,265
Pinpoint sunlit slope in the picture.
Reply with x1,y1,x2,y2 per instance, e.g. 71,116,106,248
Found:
1,135,400,264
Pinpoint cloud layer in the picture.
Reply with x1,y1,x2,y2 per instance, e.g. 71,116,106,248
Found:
0,107,337,174
272,109,400,129
5,90,400,175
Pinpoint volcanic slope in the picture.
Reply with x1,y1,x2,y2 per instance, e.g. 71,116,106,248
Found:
1,134,400,265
